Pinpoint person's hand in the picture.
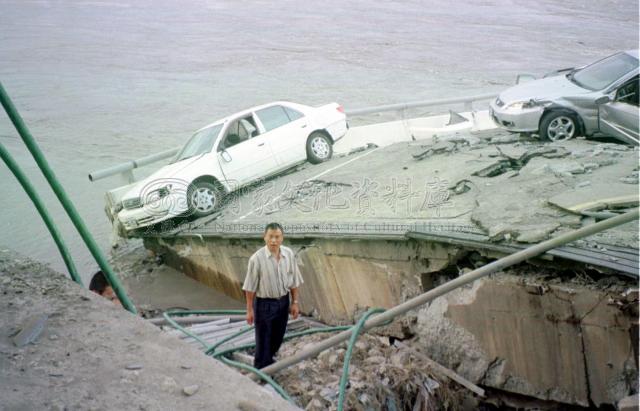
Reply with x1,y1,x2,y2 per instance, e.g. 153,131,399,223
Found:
290,303,300,319
246,308,254,326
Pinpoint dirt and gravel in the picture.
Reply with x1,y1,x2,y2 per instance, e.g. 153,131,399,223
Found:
0,248,297,411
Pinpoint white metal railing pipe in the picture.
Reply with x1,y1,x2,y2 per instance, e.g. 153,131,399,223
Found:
88,147,179,182
345,92,498,116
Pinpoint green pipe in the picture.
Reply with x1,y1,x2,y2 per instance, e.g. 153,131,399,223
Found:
0,142,82,285
0,82,136,313
208,325,254,354
163,308,381,409
162,309,294,403
218,356,294,403
162,310,212,349
337,308,385,411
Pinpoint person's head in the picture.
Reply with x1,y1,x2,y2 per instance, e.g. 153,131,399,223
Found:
263,222,284,253
89,271,120,305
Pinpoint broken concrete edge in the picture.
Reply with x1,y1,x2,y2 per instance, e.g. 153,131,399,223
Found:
146,224,638,279
256,210,638,388
139,222,636,408
416,273,639,407
617,393,640,411
120,136,638,256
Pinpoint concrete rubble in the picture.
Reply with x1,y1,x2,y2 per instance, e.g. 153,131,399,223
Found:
272,332,469,411
243,261,638,410
416,268,639,408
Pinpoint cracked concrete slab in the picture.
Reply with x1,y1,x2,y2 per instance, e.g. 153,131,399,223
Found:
176,130,638,250
416,273,638,407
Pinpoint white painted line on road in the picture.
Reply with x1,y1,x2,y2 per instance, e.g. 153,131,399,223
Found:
233,147,380,222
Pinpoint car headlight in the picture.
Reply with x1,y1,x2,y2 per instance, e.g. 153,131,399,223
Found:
145,184,173,204
505,100,547,111
122,197,142,209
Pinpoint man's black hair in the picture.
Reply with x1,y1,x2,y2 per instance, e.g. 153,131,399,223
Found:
89,270,109,294
264,222,284,234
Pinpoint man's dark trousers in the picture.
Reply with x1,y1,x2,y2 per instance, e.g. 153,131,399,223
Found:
254,295,289,369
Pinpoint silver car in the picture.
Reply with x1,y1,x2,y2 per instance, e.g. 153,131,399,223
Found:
490,50,639,144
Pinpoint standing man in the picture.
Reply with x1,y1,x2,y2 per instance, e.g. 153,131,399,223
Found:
242,222,304,369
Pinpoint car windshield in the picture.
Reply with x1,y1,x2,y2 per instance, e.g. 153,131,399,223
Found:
570,52,638,91
172,124,223,163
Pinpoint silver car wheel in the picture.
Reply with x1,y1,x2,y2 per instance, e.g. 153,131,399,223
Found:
190,186,216,212
311,136,330,159
547,116,575,141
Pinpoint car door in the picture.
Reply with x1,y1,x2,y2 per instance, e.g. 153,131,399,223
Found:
216,114,278,187
255,105,308,167
599,76,639,145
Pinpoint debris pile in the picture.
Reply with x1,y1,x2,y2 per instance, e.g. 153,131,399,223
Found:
472,146,569,178
273,333,471,410
412,137,470,160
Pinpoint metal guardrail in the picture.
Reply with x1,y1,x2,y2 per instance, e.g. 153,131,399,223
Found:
87,92,498,183
345,92,498,116
88,147,179,182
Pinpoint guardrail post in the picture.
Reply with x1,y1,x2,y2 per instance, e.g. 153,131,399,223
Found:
396,107,412,141
122,169,135,184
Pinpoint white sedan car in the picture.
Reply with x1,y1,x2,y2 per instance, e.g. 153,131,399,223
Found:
117,101,347,231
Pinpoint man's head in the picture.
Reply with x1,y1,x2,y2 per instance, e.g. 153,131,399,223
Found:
89,271,120,306
263,222,284,253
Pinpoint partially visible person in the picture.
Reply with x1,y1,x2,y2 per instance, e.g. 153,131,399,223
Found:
89,270,121,306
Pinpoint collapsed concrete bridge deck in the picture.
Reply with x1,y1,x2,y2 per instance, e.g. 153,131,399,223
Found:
132,127,639,408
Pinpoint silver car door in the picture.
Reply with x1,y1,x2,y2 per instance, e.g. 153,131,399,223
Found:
599,77,639,145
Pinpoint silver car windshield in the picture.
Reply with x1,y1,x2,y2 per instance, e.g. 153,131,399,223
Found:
172,124,223,163
570,52,638,91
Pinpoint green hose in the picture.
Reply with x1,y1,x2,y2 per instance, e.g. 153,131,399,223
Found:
163,309,295,404
0,82,136,313
163,308,387,410
208,325,254,354
337,308,386,411
218,356,294,402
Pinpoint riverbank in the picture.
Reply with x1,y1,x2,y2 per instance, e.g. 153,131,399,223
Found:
0,249,295,411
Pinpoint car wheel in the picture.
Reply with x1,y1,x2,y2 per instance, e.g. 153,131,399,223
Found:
539,111,579,142
306,132,333,164
187,181,220,218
